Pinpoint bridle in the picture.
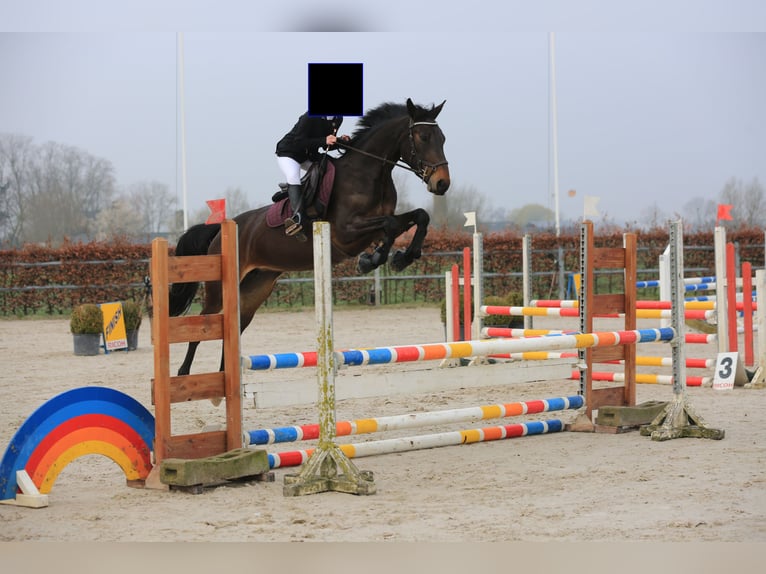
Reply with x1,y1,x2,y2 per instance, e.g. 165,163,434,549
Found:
336,119,449,184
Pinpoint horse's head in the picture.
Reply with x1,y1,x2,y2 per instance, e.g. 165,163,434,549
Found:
404,98,451,195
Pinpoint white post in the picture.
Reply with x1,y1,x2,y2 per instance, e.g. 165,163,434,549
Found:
445,271,454,342
282,222,375,496
522,234,532,329
472,232,483,341
714,226,728,353
373,267,381,306
659,245,670,328
669,220,687,398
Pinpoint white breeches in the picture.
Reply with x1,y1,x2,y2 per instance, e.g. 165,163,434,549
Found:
277,156,312,185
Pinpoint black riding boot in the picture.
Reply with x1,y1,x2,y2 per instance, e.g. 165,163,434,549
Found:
284,184,306,241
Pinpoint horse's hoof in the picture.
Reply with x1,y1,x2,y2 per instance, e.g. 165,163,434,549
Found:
391,250,411,272
357,254,374,274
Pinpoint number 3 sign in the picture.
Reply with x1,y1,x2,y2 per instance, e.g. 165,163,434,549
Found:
713,352,748,390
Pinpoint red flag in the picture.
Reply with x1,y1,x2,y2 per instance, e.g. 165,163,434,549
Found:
716,204,733,224
205,199,226,224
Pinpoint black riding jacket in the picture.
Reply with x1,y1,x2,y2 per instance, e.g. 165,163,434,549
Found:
275,113,343,163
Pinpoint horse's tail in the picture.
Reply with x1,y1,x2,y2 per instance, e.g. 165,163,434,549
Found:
168,223,222,316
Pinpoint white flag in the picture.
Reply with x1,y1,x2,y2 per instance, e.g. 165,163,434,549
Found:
584,195,601,218
464,211,476,228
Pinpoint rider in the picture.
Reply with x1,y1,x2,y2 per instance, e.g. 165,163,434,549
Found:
275,113,349,238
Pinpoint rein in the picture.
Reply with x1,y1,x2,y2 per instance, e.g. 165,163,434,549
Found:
336,120,448,184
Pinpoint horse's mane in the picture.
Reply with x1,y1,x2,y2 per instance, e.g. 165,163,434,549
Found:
348,101,436,145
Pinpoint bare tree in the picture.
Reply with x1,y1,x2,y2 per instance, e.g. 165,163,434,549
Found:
741,177,765,229
639,202,667,231
718,177,766,229
189,186,252,225
23,141,116,243
127,181,177,236
681,196,717,231
94,198,144,240
0,134,34,246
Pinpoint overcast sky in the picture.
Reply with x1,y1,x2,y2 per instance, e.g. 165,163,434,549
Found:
1,1,764,227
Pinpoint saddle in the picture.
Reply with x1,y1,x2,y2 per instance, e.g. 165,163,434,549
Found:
267,156,335,229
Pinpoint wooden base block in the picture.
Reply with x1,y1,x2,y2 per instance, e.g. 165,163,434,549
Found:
160,447,271,488
596,401,669,428
594,424,639,434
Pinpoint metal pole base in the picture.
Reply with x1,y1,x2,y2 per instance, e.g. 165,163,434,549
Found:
283,445,376,496
639,396,725,441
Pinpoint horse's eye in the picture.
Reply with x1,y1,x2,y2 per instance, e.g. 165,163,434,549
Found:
418,131,430,143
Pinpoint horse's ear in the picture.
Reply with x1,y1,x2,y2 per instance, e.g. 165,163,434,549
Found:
406,98,416,118
431,100,446,119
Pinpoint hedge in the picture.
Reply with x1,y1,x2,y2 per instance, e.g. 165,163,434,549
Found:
1,227,762,316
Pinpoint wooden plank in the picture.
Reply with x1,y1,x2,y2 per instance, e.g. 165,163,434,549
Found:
150,220,242,466
167,255,222,283
593,246,625,268
592,293,626,314
220,220,243,452
591,346,625,362
168,372,226,403
151,237,172,463
589,386,628,412
163,431,229,461
167,314,224,344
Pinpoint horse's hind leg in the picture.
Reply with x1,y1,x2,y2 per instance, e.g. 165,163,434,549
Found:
177,280,223,376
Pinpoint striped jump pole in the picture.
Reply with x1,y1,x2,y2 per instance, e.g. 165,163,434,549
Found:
636,276,716,289
267,418,567,470
490,351,713,369
480,305,714,321
247,395,583,446
244,328,676,371
480,327,572,338
569,370,709,387
529,299,756,311
482,326,715,345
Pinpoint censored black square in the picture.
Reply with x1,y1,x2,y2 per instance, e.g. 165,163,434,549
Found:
308,63,363,116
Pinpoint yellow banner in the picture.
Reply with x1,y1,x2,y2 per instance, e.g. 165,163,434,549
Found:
101,302,127,351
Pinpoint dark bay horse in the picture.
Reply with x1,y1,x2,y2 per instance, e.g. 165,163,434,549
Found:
170,98,450,375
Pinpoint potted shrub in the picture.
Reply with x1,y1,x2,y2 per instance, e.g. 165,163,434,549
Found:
70,304,104,356
440,297,474,341
482,292,525,330
122,300,142,351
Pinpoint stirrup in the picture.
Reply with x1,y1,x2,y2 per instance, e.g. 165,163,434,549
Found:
284,215,304,238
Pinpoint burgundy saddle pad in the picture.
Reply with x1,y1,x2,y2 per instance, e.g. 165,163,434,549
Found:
266,161,335,228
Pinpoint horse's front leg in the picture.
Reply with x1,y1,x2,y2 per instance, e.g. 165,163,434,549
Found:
389,208,430,272
355,208,430,274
